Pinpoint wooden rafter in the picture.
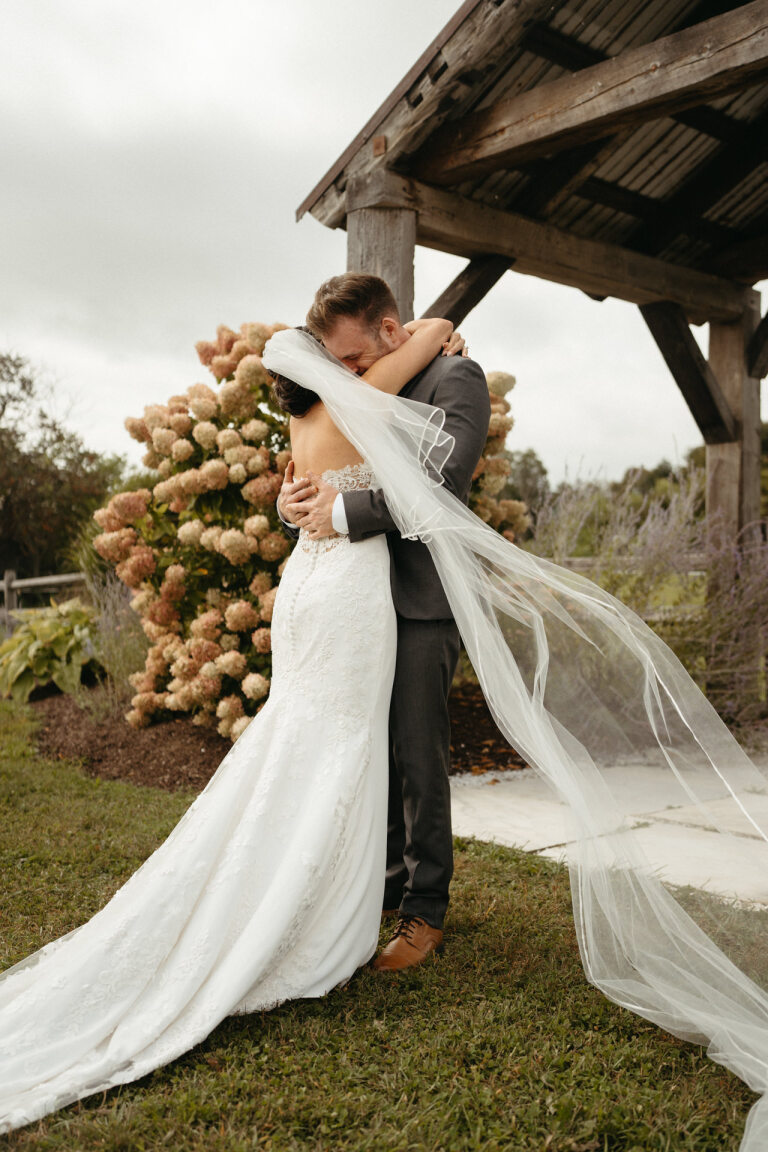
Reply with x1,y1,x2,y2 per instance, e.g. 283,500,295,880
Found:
345,171,752,323
416,0,768,184
420,256,512,326
639,302,737,442
625,109,768,257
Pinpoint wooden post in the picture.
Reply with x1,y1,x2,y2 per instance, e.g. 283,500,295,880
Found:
346,207,417,322
706,292,762,545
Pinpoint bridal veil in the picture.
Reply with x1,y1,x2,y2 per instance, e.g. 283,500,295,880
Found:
263,326,768,1150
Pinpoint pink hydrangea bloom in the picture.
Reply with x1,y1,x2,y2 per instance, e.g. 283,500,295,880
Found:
192,422,218,451
241,419,269,443
216,528,251,566
242,672,270,701
195,340,217,366
152,427,177,455
242,472,282,509
259,533,289,562
228,463,247,485
93,506,124,532
216,324,239,354
251,627,272,654
116,545,157,589
214,650,247,679
169,412,193,435
216,428,242,451
124,416,151,444
240,321,271,355
275,449,292,473
190,608,223,640
198,527,224,555
200,459,230,490
248,572,273,597
177,519,205,547
258,587,278,623
93,528,138,564
216,693,244,720
143,404,171,432
219,380,256,419
112,490,152,523
234,354,269,390
244,514,269,540
172,438,194,462
224,599,259,632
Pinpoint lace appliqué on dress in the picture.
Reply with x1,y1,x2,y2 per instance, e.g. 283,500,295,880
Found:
297,463,378,556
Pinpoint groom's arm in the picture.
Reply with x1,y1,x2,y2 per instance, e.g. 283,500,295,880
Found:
342,357,491,542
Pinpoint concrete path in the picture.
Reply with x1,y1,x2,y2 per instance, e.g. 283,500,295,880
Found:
450,761,768,908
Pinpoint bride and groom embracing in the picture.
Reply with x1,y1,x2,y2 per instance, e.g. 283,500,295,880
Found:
0,272,489,1131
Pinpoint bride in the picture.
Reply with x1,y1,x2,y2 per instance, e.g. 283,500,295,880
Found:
0,313,465,1133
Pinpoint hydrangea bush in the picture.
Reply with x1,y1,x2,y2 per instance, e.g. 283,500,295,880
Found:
93,324,528,740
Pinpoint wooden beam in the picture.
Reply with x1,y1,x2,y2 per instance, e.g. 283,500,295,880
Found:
577,178,734,248
699,223,768,283
346,171,752,323
421,256,512,326
416,0,768,183
518,19,741,141
347,207,417,322
747,308,768,378
639,301,737,443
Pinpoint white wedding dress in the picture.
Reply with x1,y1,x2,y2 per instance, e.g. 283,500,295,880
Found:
0,462,396,1134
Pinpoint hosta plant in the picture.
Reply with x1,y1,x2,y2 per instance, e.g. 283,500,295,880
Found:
0,597,101,703
94,323,528,740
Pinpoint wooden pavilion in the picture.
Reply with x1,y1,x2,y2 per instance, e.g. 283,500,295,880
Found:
297,0,768,543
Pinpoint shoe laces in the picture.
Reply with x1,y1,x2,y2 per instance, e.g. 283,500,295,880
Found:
391,915,424,942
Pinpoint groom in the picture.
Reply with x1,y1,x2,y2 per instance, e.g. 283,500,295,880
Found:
277,273,490,971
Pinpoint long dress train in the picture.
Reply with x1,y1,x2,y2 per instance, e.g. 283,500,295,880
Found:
0,462,395,1134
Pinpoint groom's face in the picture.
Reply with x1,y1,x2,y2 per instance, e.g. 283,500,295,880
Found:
322,314,398,375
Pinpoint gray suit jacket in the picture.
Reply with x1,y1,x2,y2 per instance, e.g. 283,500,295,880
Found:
281,354,490,620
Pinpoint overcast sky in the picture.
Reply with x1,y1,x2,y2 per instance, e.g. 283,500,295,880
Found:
3,0,765,486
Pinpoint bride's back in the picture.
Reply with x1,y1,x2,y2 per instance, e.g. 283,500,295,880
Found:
289,402,364,478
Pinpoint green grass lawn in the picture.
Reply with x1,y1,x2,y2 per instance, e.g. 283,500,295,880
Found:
0,698,757,1151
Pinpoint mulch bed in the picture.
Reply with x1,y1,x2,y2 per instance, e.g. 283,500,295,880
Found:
26,681,527,794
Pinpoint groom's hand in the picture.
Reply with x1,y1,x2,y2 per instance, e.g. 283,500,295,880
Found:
278,461,316,526
285,471,339,539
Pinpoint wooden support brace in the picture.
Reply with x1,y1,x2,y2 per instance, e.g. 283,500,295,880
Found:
639,302,737,444
421,256,512,326
747,309,768,379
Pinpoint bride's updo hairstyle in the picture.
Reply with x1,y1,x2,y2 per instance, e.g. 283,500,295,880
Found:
306,273,400,337
266,326,321,417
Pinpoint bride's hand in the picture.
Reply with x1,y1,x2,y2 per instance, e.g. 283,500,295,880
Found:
442,329,468,357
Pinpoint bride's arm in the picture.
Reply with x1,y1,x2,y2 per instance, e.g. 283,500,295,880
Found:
360,318,453,394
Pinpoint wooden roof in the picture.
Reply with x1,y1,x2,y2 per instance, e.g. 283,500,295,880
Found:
297,0,768,324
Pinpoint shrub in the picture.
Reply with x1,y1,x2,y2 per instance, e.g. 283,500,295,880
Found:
0,597,102,702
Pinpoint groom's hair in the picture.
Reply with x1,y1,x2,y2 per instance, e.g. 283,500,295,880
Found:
306,273,400,337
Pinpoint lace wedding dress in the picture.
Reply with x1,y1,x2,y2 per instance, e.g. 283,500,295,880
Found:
0,463,396,1134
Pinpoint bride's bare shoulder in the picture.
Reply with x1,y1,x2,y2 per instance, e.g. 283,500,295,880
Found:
289,404,363,475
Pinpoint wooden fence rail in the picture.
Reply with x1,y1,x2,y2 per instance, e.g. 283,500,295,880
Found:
1,569,87,634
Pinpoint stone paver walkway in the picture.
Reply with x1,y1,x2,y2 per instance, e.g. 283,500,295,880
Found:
450,761,768,907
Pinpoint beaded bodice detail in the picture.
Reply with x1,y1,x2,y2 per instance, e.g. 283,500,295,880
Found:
297,462,378,555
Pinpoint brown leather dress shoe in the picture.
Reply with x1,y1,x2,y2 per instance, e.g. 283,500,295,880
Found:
373,915,444,971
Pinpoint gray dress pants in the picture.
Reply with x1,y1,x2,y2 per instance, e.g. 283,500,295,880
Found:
383,613,461,930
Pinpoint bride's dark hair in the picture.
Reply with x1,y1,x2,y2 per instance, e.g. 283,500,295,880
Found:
266,326,320,417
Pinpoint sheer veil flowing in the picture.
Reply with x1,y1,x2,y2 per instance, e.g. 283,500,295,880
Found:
263,327,768,1150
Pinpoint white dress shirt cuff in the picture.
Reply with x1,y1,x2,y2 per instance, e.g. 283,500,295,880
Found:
331,492,349,534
